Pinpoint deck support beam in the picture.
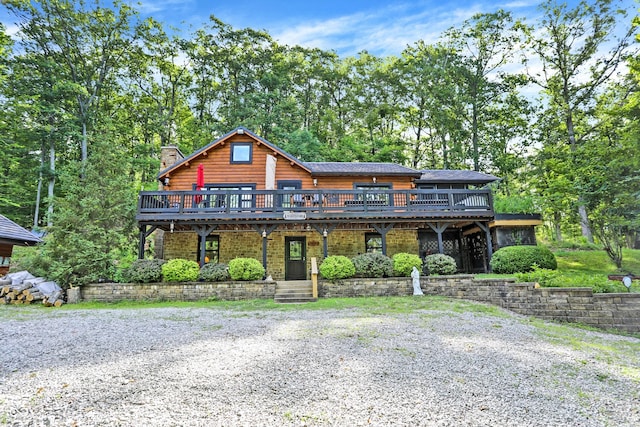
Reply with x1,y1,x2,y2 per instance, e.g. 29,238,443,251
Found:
137,225,158,259
253,224,278,274
426,222,449,254
474,221,493,272
371,223,394,255
312,224,337,258
193,225,218,267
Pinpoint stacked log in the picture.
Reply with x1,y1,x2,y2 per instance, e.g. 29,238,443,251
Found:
0,273,65,307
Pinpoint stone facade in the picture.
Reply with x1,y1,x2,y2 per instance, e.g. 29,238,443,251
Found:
162,228,419,280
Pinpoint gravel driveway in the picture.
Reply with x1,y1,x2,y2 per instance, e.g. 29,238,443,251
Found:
1,300,639,426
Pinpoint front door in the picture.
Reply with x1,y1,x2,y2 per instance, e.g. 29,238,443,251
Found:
285,236,306,280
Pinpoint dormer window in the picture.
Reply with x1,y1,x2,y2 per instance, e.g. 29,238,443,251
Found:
231,142,252,164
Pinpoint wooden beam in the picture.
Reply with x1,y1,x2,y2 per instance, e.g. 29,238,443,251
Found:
490,219,542,227
372,223,394,255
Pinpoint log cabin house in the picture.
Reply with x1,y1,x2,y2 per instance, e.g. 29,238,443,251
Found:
0,215,42,276
136,127,540,280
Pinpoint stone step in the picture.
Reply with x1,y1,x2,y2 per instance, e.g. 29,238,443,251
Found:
274,281,316,304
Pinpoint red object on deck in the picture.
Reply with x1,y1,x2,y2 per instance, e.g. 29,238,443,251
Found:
195,164,204,203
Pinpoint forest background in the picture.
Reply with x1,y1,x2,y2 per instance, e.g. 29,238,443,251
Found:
0,0,639,286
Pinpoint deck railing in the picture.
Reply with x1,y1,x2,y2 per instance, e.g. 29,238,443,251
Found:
136,188,493,220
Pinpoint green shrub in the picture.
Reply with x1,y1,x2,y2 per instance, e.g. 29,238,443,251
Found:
515,265,560,287
161,259,200,282
123,259,165,283
351,253,393,278
424,254,457,275
228,258,265,281
199,263,229,282
319,255,356,280
392,253,422,277
490,245,557,274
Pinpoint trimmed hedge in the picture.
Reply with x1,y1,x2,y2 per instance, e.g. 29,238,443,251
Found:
490,245,557,274
123,259,165,283
392,253,422,277
424,254,457,275
228,258,265,281
351,253,393,278
199,263,230,282
319,255,356,280
161,259,200,282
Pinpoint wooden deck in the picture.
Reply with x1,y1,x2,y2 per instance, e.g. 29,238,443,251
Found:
136,189,494,225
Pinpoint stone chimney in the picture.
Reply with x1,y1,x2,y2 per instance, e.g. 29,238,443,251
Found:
160,145,184,171
154,145,185,259
159,145,184,190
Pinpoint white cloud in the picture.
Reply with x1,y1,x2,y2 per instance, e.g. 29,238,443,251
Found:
135,0,195,14
270,3,496,57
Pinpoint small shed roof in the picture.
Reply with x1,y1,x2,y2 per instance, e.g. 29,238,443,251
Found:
0,215,42,246
417,170,499,184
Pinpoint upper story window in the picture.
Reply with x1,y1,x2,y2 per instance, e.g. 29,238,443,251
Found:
230,143,252,164
354,183,392,204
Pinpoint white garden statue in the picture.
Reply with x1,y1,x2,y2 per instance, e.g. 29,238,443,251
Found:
411,266,423,296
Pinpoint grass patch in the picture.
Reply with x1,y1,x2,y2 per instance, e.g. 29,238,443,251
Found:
478,248,640,292
1,295,508,318
554,248,640,275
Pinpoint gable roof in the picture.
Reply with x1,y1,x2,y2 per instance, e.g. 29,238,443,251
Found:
0,215,42,246
158,127,311,179
417,170,499,185
157,128,500,183
305,162,422,177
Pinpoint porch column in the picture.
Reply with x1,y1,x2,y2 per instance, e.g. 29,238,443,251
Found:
312,224,337,258
253,225,277,273
138,226,146,259
192,225,218,267
137,225,158,259
427,222,449,254
372,223,394,255
475,221,494,272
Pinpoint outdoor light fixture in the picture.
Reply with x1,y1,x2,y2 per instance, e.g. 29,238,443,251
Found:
313,178,318,186
262,229,267,238
163,177,170,186
372,177,377,183
323,229,328,238
170,221,174,233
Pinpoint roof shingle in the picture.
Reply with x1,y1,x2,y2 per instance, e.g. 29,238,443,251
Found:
0,215,42,245
417,170,499,184
305,162,422,177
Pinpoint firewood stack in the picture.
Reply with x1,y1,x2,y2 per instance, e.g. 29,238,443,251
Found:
0,271,65,307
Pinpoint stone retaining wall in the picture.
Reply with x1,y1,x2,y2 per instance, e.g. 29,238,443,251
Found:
77,276,639,333
79,281,276,302
319,276,640,333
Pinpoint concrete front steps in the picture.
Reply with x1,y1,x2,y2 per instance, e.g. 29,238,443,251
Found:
274,280,317,303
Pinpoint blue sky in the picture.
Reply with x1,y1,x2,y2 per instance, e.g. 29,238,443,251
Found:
0,1,636,57
133,0,639,57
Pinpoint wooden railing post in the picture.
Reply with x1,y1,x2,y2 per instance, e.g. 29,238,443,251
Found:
311,257,318,299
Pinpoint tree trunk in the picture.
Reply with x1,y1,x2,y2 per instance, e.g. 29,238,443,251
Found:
577,203,593,243
46,138,55,227
566,110,593,243
472,101,479,171
553,212,563,242
34,145,45,228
